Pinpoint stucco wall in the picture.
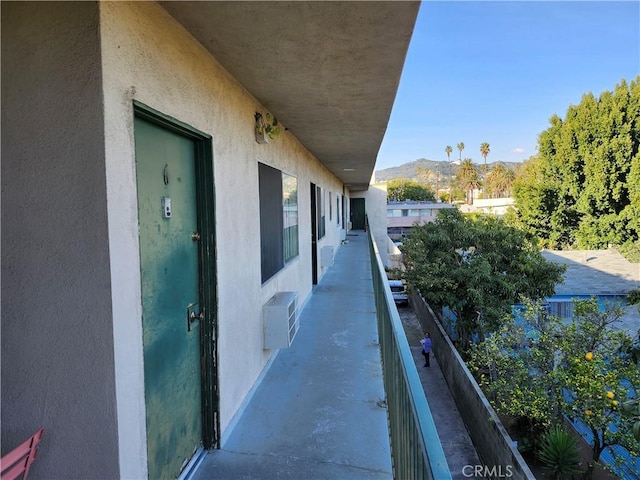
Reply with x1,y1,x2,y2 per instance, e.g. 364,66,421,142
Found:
352,182,388,266
1,2,120,478
99,2,346,475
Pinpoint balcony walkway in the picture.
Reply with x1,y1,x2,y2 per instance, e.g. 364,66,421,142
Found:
193,231,392,479
192,231,476,479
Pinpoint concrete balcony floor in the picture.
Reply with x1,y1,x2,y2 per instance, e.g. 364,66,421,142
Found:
193,231,392,479
192,231,480,479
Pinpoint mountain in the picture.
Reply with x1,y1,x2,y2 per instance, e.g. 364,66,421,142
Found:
374,158,520,183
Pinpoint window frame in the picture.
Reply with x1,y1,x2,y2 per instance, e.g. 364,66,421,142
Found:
258,163,299,283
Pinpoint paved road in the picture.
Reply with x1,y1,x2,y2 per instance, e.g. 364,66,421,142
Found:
398,305,484,480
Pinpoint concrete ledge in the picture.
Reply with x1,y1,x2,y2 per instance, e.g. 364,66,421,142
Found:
410,293,535,480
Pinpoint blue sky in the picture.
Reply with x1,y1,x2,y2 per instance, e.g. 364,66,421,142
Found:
376,1,640,171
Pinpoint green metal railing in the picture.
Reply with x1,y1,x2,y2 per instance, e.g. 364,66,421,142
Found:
368,229,452,480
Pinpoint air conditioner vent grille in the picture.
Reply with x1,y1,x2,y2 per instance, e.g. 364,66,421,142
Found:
263,292,298,349
321,246,334,267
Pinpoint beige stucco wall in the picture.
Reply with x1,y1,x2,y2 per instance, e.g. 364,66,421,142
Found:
351,182,388,265
100,2,345,476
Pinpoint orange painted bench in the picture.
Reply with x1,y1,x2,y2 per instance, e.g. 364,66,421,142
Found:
1,429,44,480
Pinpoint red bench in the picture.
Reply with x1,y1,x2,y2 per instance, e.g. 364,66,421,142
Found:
1,429,44,480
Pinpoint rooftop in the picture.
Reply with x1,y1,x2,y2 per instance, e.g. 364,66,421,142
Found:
542,249,640,335
542,249,639,295
387,201,453,207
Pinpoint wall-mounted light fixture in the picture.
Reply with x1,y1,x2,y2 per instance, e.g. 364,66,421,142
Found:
254,111,281,144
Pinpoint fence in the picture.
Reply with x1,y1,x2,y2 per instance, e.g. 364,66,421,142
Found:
368,230,451,480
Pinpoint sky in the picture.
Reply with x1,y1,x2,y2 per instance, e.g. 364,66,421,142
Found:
376,1,640,171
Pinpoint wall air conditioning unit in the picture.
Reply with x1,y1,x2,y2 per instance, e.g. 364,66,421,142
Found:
320,246,334,267
263,292,298,349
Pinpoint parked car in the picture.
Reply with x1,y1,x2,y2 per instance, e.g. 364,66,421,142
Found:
388,279,408,306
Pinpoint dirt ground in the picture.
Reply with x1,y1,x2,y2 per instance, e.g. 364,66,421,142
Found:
501,415,617,480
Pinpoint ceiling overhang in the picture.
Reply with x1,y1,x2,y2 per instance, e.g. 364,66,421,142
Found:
160,1,420,191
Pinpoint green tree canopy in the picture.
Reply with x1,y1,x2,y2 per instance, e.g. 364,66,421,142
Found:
512,77,640,249
485,163,515,198
469,299,640,480
445,145,453,162
480,142,491,173
401,209,566,350
455,158,481,204
386,178,435,202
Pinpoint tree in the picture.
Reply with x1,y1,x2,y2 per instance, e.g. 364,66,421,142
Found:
455,158,480,204
445,146,453,202
469,298,640,480
512,77,640,249
401,209,565,350
415,166,431,185
386,178,435,202
480,142,491,173
485,163,515,198
468,301,563,446
437,191,450,203
457,142,465,161
445,145,453,162
416,165,440,197
511,155,575,248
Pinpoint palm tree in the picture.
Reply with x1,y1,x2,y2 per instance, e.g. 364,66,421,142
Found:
455,158,480,204
445,145,452,162
445,146,453,202
486,163,515,198
457,142,465,161
416,166,431,185
480,142,490,173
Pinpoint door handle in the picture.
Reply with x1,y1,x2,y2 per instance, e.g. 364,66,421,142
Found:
186,303,204,332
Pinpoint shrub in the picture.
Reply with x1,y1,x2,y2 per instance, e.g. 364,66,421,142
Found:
538,425,581,480
627,289,640,306
618,241,640,263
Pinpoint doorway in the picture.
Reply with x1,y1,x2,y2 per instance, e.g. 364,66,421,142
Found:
310,182,318,284
134,103,218,478
350,198,366,230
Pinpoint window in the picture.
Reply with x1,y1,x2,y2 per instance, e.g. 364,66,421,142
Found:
259,163,299,283
547,301,573,320
336,195,340,225
329,192,332,221
283,173,299,264
317,186,326,239
402,209,409,217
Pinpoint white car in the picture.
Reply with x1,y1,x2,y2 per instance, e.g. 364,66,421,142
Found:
388,280,408,306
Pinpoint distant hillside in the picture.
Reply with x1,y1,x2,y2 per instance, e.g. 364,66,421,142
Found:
375,158,520,183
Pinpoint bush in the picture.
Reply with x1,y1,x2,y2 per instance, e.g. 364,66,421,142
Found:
627,289,640,306
538,425,581,480
617,241,640,263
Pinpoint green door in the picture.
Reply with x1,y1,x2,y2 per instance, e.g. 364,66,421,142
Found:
135,117,203,479
350,198,366,230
